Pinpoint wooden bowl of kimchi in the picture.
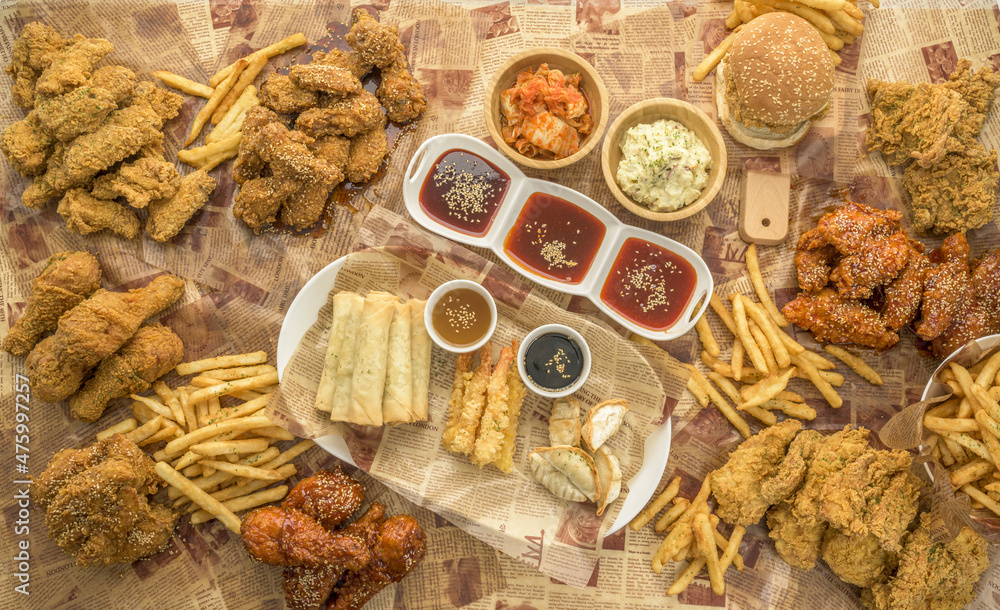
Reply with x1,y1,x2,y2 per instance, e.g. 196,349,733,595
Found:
484,47,609,170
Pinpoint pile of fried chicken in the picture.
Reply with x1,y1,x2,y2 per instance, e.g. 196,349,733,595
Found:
784,201,1000,356
1,22,216,242
866,59,1000,235
1,250,185,421
234,10,426,233
31,434,178,565
711,421,990,609
242,468,426,610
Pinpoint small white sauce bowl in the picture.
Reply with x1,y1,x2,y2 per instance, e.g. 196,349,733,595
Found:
517,323,591,399
424,280,498,354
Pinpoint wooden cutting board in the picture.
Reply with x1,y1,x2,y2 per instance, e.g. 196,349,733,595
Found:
740,170,790,246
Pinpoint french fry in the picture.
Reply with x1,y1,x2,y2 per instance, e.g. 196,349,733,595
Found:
209,33,307,87
709,293,738,336
654,522,692,572
176,351,269,376
207,87,257,144
763,398,817,420
950,363,979,408
923,416,979,434
731,339,744,382
950,459,994,488
749,321,777,373
131,393,175,420
655,499,691,533
792,354,843,408
151,70,213,98
125,416,163,444
197,459,283,481
202,364,277,381
798,349,836,370
941,432,992,464
842,1,863,19
187,59,246,146
131,401,158,424
164,415,273,457
211,54,267,124
667,557,707,595
155,462,242,533
818,28,845,50
700,368,752,438
138,425,181,447
249,426,296,441
153,381,185,426
825,8,863,36
190,485,289,524
979,423,1000,469
742,299,790,368
97,418,138,441
792,0,846,10
961,484,1000,518
974,351,1000,387
828,49,842,67
735,0,754,24
719,525,746,571
694,513,724,596
693,27,741,82
726,8,742,29
687,377,710,407
632,476,681,530
824,345,883,385
178,132,242,168
169,447,281,501
976,410,1000,441
188,371,279,404
733,295,769,373
190,438,270,457
748,0,836,33
739,368,797,411
745,244,789,327
696,314,721,357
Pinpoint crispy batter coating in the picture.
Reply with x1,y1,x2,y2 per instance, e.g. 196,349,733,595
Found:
344,118,388,184
33,85,119,141
1,251,101,357
234,176,299,233
943,59,1000,139
346,10,403,69
471,345,513,467
69,323,183,422
902,146,998,235
88,65,136,103
915,233,972,341
0,112,56,175
441,342,492,455
91,157,181,209
289,64,362,96
766,502,827,570
145,169,216,242
261,73,320,114
35,33,114,96
313,48,372,80
783,288,899,350
297,90,383,138
822,530,897,588
829,231,911,300
57,188,141,239
794,229,837,292
308,135,352,174
6,22,67,108
928,247,1000,357
376,53,426,123
127,80,184,123
882,241,929,332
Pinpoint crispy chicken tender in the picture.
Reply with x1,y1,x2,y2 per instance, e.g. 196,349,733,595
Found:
69,323,183,422
902,146,998,235
766,502,828,570
313,48,373,80
232,105,283,185
0,113,56,175
822,530,898,588
6,22,67,108
943,59,1000,139
346,10,403,69
882,241,929,332
127,80,184,123
33,85,119,141
260,73,320,114
91,157,181,208
145,169,216,242
377,53,426,123
915,233,972,341
296,90,383,138
288,64,362,96
30,435,177,565
928,247,1000,357
24,274,185,402
1,251,101,357
782,288,899,350
241,506,372,570
815,202,901,255
308,134,352,174
234,176,300,233
57,188,141,239
35,33,114,96
829,231,911,300
88,65,136,103
345,117,388,183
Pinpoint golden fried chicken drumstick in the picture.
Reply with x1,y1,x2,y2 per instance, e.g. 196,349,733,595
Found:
242,506,372,570
25,274,185,402
1,251,101,357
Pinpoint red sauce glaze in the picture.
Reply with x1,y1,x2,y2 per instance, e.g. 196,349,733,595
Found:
419,149,510,237
503,192,606,284
600,237,697,331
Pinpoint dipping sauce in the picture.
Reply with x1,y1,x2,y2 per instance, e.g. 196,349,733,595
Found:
431,288,493,347
522,332,585,391
600,237,697,331
503,192,606,284
420,149,510,237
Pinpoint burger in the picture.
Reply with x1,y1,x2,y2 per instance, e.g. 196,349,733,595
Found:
715,12,835,149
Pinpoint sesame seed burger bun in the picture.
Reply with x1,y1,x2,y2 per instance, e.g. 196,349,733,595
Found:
715,12,835,150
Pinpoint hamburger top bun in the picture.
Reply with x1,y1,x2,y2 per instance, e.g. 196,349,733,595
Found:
727,12,834,127
716,59,814,150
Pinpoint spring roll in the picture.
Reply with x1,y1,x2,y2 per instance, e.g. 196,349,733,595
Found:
348,298,394,426
315,292,362,412
382,302,413,423
330,296,365,422
409,299,431,421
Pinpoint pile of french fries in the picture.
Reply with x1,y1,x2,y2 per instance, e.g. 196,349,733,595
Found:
694,0,869,81
152,33,307,171
630,475,746,596
680,244,883,438
95,350,313,534
922,351,1000,518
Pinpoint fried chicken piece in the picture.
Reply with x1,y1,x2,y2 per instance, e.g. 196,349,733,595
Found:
346,10,403,69
88,65,136,103
260,73,320,114
242,506,372,570
313,48,373,80
863,514,989,610
24,274,185,402
309,135,352,174
127,80,184,122
782,288,899,350
711,420,805,526
35,34,114,96
234,176,300,232
792,426,871,522
823,530,897,588
30,435,177,565
327,515,426,610
231,106,283,185
1,251,101,357
818,450,921,552
281,181,337,230
6,22,66,109
816,201,901,255
377,53,426,124
33,85,119,141
866,79,972,168
929,247,1000,357
297,90,383,138
91,157,180,208
145,169,216,242
830,231,911,299
340,502,387,547
943,59,1000,139
902,146,998,235
882,241,929,331
289,64,362,96
0,112,56,175
68,323,184,422
281,468,365,532
57,188,140,238
766,501,827,570
916,233,972,341
345,118,387,183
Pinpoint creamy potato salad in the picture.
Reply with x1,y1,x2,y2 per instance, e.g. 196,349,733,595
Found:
616,119,712,212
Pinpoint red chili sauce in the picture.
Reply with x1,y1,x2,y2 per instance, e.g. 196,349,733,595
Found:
503,192,606,284
600,237,697,331
419,149,510,237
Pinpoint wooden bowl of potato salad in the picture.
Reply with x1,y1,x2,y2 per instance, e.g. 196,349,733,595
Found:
601,98,726,222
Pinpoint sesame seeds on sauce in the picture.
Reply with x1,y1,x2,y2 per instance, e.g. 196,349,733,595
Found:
600,237,697,331
431,288,493,347
420,149,510,237
503,192,606,284
523,332,585,391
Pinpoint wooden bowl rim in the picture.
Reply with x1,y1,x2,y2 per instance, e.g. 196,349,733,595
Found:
484,47,610,170
600,97,728,222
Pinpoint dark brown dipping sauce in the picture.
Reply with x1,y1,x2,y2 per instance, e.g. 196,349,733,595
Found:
523,332,584,391
503,192,606,284
419,149,510,237
600,237,697,331
431,288,493,347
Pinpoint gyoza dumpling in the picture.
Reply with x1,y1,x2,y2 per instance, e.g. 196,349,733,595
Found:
582,399,630,451
594,446,622,516
549,396,581,447
535,446,600,503
530,452,587,502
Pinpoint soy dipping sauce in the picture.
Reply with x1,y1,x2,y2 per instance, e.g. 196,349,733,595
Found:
522,332,585,391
